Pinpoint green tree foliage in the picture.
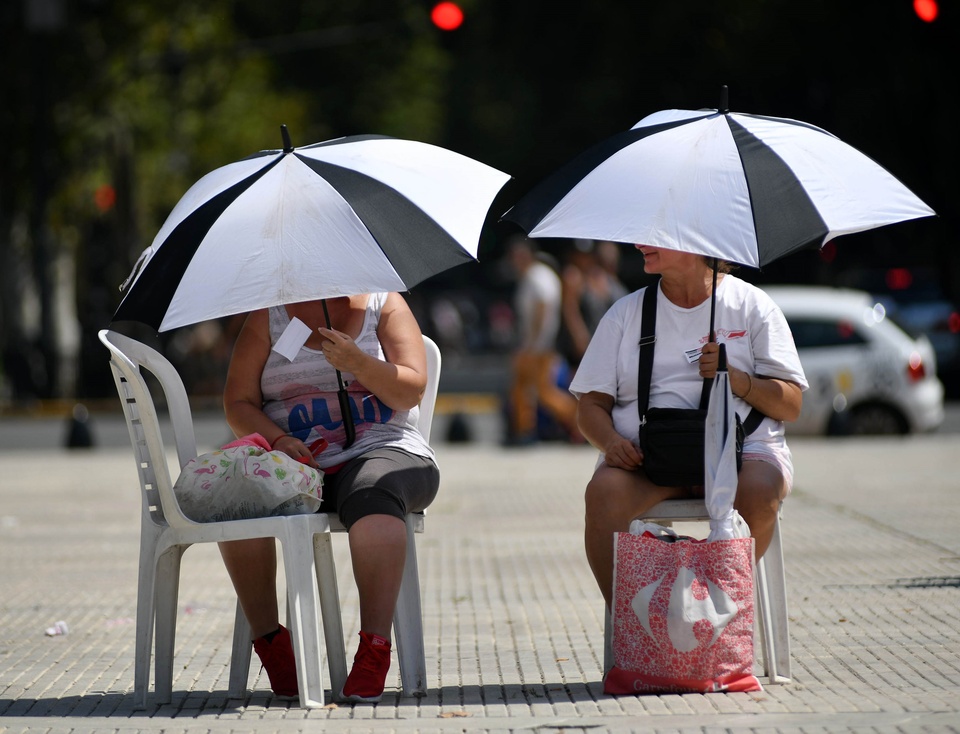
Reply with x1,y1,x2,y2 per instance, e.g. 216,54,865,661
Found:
3,2,303,398
230,0,453,142
55,2,311,256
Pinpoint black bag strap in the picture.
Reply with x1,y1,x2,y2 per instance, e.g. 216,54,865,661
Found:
637,284,658,422
742,406,765,434
637,281,765,433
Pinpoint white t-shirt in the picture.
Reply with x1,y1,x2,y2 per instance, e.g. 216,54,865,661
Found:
568,275,808,448
515,261,562,352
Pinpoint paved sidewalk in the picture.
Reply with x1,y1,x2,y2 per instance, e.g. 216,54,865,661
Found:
1,427,958,732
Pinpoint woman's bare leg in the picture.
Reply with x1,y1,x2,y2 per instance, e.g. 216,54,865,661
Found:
584,465,682,609
735,461,788,560
218,537,280,639
348,514,407,639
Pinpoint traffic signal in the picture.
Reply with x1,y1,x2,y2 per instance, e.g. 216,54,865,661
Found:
94,184,116,213
913,0,939,22
430,2,463,31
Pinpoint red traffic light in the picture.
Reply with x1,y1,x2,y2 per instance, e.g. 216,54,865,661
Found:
94,184,116,213
431,2,463,31
885,267,914,291
914,0,939,22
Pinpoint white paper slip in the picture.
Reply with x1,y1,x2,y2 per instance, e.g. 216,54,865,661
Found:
273,317,312,361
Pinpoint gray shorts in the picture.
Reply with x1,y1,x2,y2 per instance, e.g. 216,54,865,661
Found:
319,447,440,529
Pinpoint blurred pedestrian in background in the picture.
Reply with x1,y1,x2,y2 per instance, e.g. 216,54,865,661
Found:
559,240,629,368
504,235,580,445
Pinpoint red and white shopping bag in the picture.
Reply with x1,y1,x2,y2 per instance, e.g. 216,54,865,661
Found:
604,528,762,694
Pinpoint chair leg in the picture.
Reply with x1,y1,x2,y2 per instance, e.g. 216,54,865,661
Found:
228,600,252,697
757,515,791,684
134,534,161,710
392,514,427,697
153,546,184,705
313,530,347,699
280,519,327,708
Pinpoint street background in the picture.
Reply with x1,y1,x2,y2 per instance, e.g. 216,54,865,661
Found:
2,1,959,408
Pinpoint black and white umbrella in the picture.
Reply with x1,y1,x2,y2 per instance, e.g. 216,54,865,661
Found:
504,93,935,269
114,127,511,332
113,127,509,448
505,92,936,490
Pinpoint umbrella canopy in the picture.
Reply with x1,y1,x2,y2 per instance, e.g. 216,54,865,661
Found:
113,129,511,332
503,99,935,268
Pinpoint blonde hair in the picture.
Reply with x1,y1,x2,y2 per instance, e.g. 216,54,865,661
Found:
705,257,737,274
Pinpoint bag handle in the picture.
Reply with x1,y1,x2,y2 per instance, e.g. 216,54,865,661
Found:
637,281,764,433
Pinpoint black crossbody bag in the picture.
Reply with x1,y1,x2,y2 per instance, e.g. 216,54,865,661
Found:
637,285,764,487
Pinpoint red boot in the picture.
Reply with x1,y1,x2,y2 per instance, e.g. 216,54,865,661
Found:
253,625,298,697
340,631,391,703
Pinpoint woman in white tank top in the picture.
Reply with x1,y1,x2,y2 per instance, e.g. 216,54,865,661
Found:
218,292,440,703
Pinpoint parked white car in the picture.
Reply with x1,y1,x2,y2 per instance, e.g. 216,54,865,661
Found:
763,286,945,436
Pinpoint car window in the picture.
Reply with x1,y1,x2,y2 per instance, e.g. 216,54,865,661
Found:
787,317,868,349
882,309,922,338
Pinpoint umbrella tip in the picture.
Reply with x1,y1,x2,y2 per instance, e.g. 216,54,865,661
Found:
280,124,293,153
719,85,729,114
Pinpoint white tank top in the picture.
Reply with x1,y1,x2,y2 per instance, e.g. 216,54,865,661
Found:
260,293,434,469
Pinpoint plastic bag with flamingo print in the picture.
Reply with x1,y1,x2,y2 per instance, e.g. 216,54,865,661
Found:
174,433,323,523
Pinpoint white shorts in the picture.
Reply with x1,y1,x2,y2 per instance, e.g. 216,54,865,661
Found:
742,438,795,494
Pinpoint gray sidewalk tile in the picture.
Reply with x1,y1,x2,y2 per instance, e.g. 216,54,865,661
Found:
1,431,959,732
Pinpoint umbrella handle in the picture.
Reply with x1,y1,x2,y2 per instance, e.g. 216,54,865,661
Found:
322,298,357,448
708,259,719,343
339,389,356,449
699,262,723,406
699,342,729,406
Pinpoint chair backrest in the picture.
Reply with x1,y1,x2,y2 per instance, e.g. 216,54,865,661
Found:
418,336,441,444
99,329,199,529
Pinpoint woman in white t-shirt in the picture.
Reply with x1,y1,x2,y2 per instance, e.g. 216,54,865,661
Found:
568,246,807,610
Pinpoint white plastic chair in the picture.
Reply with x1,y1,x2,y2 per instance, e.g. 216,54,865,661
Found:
99,328,440,709
603,499,791,685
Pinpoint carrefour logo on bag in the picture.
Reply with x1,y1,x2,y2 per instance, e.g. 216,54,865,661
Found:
631,566,739,652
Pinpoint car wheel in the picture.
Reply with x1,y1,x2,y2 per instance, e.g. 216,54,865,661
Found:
847,403,909,435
